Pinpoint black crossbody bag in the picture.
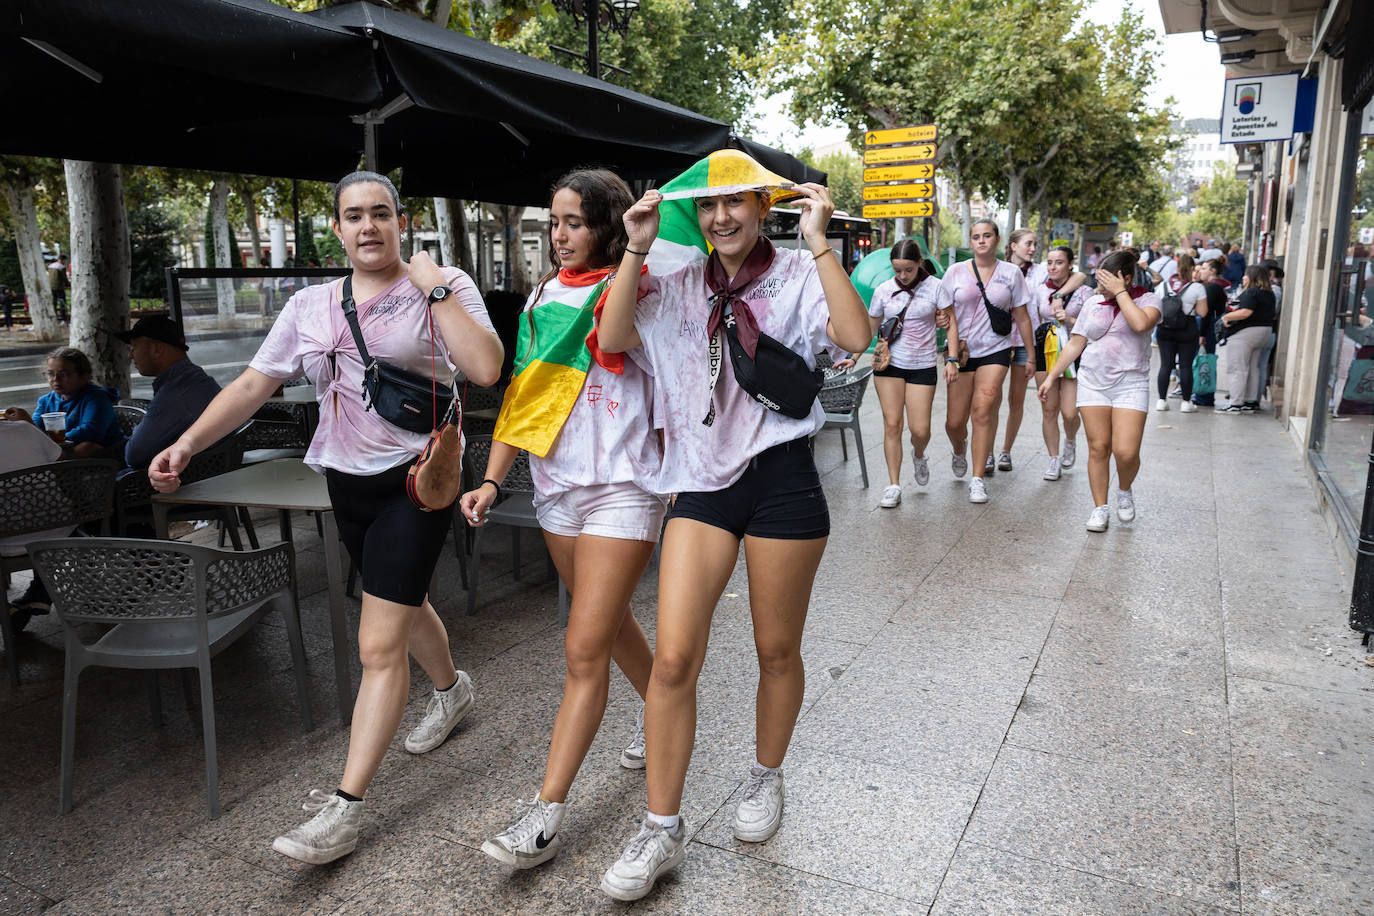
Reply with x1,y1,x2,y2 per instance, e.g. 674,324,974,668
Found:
971,264,1013,337
703,300,823,424
338,276,453,434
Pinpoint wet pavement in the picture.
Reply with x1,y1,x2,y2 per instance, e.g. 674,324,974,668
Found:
2,355,1370,914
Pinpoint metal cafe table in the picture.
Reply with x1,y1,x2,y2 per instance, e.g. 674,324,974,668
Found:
151,458,353,723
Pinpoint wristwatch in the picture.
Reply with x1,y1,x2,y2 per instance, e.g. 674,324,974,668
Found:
428,285,452,305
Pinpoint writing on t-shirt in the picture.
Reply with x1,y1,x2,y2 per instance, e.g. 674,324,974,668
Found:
366,293,412,324
585,384,621,418
678,318,709,341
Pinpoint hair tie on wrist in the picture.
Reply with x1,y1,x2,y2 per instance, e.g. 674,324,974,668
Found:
626,247,649,257
481,478,502,500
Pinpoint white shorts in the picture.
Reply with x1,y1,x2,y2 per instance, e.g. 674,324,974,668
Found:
1075,375,1150,412
536,481,667,542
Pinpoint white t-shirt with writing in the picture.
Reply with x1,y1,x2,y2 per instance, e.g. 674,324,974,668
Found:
868,275,941,370
936,260,1031,358
512,275,662,507
1072,291,1162,389
633,246,832,495
250,268,495,476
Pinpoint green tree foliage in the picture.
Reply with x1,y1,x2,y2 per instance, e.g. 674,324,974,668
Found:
1190,163,1247,243
799,149,862,217
0,236,20,290
124,172,178,299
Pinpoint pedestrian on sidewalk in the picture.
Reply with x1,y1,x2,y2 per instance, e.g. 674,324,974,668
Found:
936,218,1035,504
1029,245,1090,480
1154,254,1207,413
148,171,504,866
1037,248,1161,531
867,240,960,508
1191,257,1228,407
463,169,663,871
47,254,69,323
594,150,873,901
1217,266,1276,414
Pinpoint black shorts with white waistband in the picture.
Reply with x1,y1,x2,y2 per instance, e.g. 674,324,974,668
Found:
874,364,937,385
666,436,829,540
959,347,1013,373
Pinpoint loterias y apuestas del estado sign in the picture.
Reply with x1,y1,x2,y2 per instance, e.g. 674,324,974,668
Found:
1220,72,1300,144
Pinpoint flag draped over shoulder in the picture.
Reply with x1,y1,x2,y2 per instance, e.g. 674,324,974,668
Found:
493,276,609,458
648,149,804,276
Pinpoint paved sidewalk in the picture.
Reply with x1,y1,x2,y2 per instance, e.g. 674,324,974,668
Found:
2,363,1369,914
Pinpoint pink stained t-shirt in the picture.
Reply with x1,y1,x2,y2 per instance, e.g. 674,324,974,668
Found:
1009,262,1047,348
936,259,1031,358
1027,278,1090,329
510,274,663,508
249,268,495,476
868,275,941,370
1071,290,1162,389
633,246,832,495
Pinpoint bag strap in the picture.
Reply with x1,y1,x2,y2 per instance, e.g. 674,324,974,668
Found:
970,262,997,312
702,299,730,427
338,276,375,369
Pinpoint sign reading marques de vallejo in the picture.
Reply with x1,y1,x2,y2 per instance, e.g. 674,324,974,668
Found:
1221,72,1301,144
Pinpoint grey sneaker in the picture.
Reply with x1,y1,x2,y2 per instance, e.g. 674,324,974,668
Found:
996,451,1013,472
600,818,687,901
732,766,785,842
481,797,566,868
951,450,968,478
912,453,929,486
272,789,364,865
1116,489,1136,522
620,705,646,769
405,671,474,754
1060,438,1076,469
984,454,996,474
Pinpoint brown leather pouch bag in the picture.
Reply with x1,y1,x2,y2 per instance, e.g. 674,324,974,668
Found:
406,400,463,511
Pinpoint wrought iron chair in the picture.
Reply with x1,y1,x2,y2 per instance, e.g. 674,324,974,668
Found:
117,396,151,411
27,537,312,819
0,459,118,685
462,435,566,621
818,366,874,488
112,423,252,545
240,404,310,465
113,403,146,438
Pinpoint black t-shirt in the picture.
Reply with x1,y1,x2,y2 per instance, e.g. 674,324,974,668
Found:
1230,287,1275,333
1204,282,1227,325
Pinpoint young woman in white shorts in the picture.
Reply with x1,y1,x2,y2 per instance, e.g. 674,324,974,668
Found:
461,169,664,870
594,152,872,901
1038,248,1161,531
1029,245,1091,481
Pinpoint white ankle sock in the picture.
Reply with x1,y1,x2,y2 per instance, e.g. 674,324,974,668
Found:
647,811,679,830
753,760,781,775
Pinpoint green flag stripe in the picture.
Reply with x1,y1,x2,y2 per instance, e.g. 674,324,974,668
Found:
514,298,595,375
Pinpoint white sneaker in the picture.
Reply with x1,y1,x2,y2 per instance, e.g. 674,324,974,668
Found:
481,797,566,868
732,767,785,842
1180,401,1198,413
1043,456,1061,480
620,706,646,769
405,671,475,754
912,453,930,486
272,789,364,865
1086,505,1111,532
1116,489,1136,522
1154,399,1169,411
951,450,968,478
600,818,687,901
968,478,988,503
879,484,902,508
1061,438,1076,469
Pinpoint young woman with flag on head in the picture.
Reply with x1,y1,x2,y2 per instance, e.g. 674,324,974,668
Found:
149,170,504,865
1037,248,1161,532
460,169,663,871
594,150,872,901
1029,245,1091,481
868,239,960,508
936,218,1035,504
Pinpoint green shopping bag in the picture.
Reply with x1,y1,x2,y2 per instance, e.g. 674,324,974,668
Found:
1192,352,1217,396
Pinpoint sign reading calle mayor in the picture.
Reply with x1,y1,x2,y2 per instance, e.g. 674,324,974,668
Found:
863,164,935,183
1220,72,1300,144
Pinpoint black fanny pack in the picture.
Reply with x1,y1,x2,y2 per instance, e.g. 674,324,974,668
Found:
879,303,909,344
339,276,453,434
703,301,822,424
972,265,1013,337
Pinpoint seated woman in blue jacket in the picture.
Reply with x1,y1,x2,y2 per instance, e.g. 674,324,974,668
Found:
5,346,124,458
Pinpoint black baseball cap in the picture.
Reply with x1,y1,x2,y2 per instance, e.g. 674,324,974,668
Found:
115,315,188,351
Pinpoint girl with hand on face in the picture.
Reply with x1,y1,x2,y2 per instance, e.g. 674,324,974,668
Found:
462,169,663,871
1029,245,1091,481
149,171,503,865
936,219,1035,504
867,239,959,508
593,151,872,901
1038,248,1161,532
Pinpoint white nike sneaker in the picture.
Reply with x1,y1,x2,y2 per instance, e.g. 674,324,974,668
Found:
272,789,364,865
600,818,687,901
731,766,785,842
481,797,566,869
405,671,475,754
620,705,646,769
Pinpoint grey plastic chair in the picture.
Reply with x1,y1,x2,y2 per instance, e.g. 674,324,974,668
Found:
462,435,566,622
27,537,312,819
819,366,874,488
0,458,118,686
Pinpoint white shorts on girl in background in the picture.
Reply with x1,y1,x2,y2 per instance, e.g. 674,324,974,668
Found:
535,481,667,542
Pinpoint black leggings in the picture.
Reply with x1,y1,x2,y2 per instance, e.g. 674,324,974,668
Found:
1157,332,1200,400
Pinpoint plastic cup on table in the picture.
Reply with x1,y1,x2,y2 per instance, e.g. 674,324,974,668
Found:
40,412,66,432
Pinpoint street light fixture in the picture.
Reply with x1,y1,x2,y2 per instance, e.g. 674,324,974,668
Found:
550,0,640,79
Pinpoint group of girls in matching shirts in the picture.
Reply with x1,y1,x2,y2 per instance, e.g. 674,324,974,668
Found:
866,217,1160,531
149,157,1160,904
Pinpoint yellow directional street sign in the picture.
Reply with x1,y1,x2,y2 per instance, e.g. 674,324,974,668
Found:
862,144,936,165
864,124,938,146
863,164,934,183
862,183,934,201
862,202,935,219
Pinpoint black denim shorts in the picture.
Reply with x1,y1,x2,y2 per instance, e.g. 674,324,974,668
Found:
666,437,829,540
959,347,1013,373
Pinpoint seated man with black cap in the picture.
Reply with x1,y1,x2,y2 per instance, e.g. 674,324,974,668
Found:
116,316,221,470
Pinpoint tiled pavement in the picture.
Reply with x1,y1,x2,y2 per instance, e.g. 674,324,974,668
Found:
2,358,1370,914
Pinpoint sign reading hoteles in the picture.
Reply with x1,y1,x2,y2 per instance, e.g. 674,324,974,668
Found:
1220,72,1301,144
862,124,939,220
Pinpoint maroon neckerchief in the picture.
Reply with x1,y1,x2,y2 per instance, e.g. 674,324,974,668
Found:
1016,260,1032,277
894,265,930,300
1097,284,1147,314
705,236,776,359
